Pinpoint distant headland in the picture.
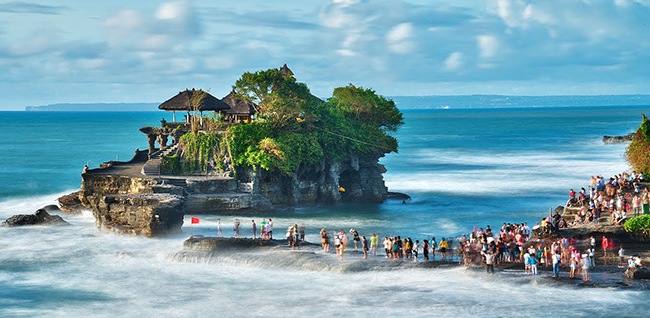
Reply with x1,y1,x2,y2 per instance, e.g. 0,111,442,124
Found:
24,95,650,112
25,102,158,112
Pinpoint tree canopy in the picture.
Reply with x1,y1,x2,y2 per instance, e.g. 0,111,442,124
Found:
171,67,403,176
625,114,650,177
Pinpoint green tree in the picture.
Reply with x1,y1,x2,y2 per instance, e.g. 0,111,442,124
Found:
232,68,316,122
625,114,650,176
329,84,404,132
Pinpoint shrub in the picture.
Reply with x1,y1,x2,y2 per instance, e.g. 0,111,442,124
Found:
624,214,650,237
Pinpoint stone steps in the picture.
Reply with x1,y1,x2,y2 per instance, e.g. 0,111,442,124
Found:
142,159,161,176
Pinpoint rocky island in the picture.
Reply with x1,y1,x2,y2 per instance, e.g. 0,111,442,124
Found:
58,65,403,237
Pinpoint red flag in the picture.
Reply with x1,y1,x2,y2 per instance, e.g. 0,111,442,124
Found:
191,217,200,224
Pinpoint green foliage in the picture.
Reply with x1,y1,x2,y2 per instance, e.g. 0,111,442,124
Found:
329,84,404,132
161,154,181,175
233,68,318,123
640,114,650,142
624,214,650,237
172,68,406,176
625,114,650,175
172,132,228,174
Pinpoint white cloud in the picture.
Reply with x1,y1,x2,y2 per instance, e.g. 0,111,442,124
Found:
8,27,60,56
103,9,143,48
477,35,498,58
444,52,463,71
386,23,415,54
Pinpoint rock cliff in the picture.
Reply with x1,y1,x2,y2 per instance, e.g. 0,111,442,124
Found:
67,151,388,237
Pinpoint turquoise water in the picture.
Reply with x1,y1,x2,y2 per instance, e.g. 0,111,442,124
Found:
1,106,649,317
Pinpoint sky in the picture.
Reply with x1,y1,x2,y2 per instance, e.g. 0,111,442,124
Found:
1,0,649,110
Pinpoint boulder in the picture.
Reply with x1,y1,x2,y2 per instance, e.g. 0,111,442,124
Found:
603,133,634,144
88,193,184,237
183,236,283,251
2,209,69,227
57,191,84,212
626,267,650,279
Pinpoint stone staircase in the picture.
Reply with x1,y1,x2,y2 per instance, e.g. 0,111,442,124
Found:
142,144,179,176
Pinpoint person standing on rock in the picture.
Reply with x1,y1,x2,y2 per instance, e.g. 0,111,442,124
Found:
217,218,222,238
602,236,609,257
423,240,429,261
552,250,561,278
251,220,257,239
362,236,369,259
370,233,378,256
233,219,241,238
482,250,494,274
268,218,273,239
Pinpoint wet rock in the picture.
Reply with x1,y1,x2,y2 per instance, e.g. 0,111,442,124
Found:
183,236,284,251
2,209,69,227
88,193,184,237
57,191,84,212
603,133,634,143
625,267,650,279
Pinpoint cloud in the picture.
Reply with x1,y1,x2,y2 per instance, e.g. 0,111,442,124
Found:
0,1,67,15
477,35,498,58
8,27,60,56
386,23,415,54
444,52,463,71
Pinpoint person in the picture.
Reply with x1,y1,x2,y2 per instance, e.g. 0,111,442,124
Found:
299,224,306,242
362,236,369,259
430,237,437,260
259,219,266,239
370,234,378,256
413,240,420,262
320,229,328,250
292,224,300,250
482,250,495,274
383,236,391,258
602,236,609,257
268,218,274,239
216,218,222,238
423,240,429,261
233,219,241,238
529,253,538,275
581,254,590,282
351,229,360,252
552,250,561,278
619,246,626,265
440,238,448,260
338,239,345,260
251,220,257,239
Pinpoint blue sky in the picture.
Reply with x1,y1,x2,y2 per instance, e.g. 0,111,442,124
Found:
1,0,649,110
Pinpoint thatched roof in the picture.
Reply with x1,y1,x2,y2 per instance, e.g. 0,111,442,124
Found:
158,89,230,112
222,90,257,115
280,63,293,78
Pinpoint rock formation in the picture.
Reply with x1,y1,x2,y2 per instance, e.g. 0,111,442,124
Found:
2,208,69,227
602,133,634,143
88,193,184,236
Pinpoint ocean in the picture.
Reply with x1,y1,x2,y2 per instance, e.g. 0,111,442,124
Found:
0,106,648,317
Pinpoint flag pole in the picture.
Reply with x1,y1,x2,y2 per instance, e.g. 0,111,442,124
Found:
190,220,193,237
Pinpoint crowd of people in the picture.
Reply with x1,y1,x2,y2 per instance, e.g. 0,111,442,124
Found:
205,171,648,282
565,171,648,226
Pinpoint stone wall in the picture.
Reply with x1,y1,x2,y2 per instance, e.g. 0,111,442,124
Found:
88,194,184,236
79,174,157,206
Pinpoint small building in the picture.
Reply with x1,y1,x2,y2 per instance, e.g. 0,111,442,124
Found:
158,89,230,122
222,90,257,123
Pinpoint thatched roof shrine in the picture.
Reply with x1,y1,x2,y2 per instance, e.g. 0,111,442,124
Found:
280,63,293,78
222,90,257,116
158,89,230,112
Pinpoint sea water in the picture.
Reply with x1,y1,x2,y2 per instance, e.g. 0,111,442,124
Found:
0,106,649,317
